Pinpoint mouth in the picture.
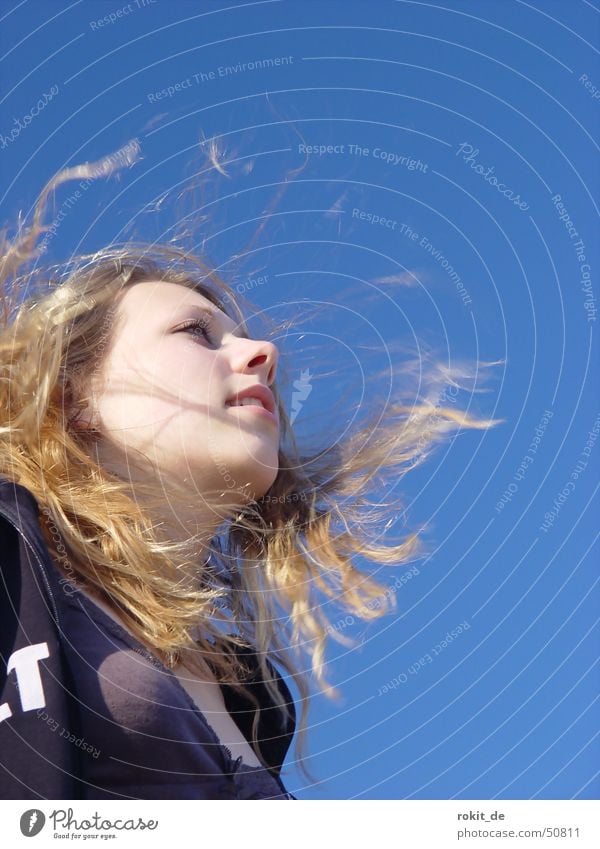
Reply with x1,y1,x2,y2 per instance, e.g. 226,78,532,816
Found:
225,385,279,427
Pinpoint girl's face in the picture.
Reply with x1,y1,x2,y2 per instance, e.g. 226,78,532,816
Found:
82,280,280,506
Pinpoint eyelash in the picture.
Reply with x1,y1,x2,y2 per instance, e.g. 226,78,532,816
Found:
176,317,214,344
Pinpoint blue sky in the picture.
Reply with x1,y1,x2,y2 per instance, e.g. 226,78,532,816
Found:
1,0,598,800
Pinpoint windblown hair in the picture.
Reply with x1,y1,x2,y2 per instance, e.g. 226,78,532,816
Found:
0,146,504,784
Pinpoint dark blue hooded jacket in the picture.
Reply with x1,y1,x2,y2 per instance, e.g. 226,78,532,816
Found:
0,477,296,799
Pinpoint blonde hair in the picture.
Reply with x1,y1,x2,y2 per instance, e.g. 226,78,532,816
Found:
0,144,504,785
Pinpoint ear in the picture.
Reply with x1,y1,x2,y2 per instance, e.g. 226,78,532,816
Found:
69,412,97,431
67,408,95,431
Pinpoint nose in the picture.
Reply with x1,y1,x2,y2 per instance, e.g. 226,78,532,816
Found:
232,337,279,385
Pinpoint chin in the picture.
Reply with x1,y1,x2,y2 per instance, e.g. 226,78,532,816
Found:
239,448,280,498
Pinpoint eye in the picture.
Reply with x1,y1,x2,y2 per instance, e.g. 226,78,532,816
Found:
175,316,215,344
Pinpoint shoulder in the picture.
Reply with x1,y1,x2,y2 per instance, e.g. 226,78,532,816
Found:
0,475,41,519
0,477,50,579
0,475,82,798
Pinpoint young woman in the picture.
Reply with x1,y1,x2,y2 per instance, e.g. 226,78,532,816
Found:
0,148,501,799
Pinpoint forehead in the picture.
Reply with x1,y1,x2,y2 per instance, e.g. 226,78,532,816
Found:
117,280,221,317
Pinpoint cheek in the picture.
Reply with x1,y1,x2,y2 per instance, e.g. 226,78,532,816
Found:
102,377,224,446
96,389,166,438
94,356,182,436
151,342,222,400
95,342,230,450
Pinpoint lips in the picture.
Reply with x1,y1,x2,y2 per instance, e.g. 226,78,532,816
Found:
225,384,276,416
